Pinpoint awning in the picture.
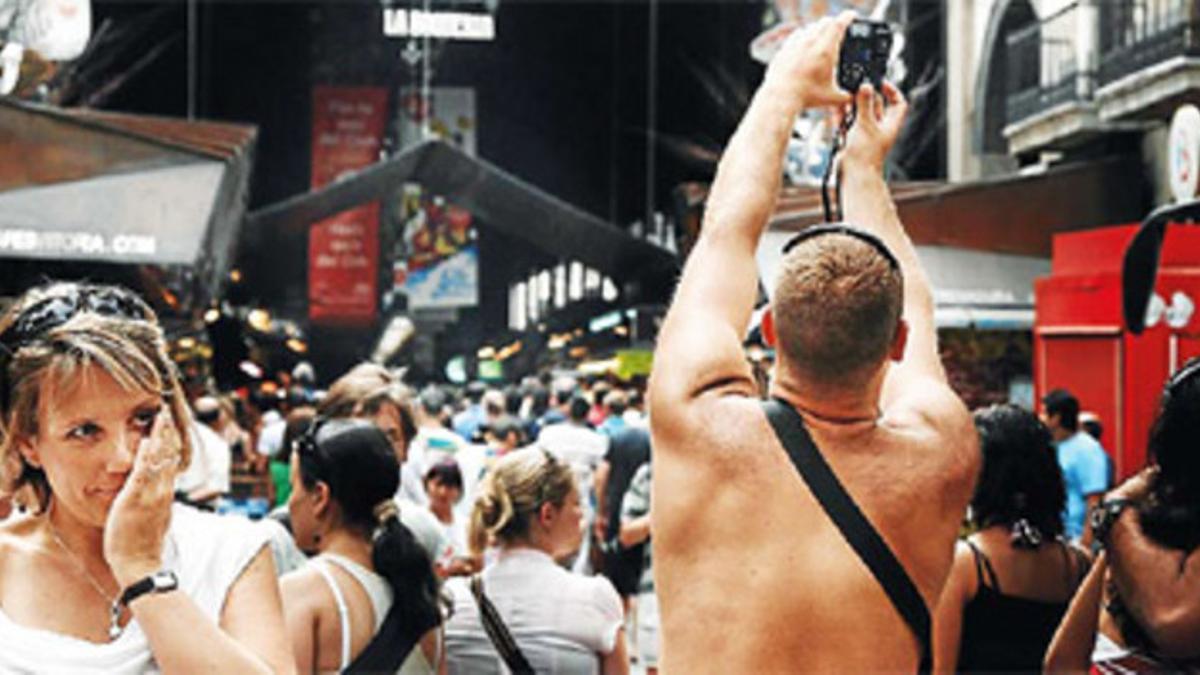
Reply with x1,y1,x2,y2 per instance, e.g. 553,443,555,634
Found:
769,155,1149,257
0,98,256,298
247,140,680,303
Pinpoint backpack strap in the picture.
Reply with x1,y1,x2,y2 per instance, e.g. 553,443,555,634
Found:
469,575,536,675
762,398,931,673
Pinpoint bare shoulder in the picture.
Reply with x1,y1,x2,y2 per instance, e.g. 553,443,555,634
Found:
650,391,776,476
883,378,978,478
279,565,327,613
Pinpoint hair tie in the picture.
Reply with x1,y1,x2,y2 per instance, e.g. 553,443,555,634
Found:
1010,518,1043,549
374,499,399,525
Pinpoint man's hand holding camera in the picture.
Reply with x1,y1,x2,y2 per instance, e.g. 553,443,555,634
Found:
762,11,855,114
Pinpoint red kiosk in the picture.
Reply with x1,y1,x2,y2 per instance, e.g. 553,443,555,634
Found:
1035,224,1200,482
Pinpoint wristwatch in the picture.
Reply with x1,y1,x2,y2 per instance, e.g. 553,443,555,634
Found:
108,570,178,639
118,570,179,607
1090,498,1134,547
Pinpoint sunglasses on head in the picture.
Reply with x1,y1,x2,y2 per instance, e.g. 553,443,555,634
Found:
781,223,902,273
0,286,152,352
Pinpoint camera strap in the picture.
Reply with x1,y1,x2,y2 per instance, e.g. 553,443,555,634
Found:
821,101,857,224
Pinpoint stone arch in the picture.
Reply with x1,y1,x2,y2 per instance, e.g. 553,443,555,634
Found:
973,0,1038,155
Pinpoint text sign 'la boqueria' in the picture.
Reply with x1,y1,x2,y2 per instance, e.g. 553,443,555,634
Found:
382,9,495,41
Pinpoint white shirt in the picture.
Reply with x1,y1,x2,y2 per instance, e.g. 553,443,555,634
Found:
175,421,231,496
0,505,269,673
256,413,286,458
444,548,623,675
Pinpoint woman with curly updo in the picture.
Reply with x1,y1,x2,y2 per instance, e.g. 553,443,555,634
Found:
443,446,629,674
0,282,293,672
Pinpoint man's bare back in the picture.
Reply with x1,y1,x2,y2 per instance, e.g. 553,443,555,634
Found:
647,13,978,673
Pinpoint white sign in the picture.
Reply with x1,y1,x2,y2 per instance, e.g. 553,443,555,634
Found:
382,8,495,41
1168,104,1200,203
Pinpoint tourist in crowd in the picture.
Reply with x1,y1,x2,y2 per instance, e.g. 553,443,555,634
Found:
597,390,628,438
648,14,979,670
175,395,232,508
280,418,443,673
452,382,488,441
424,459,478,577
537,395,609,574
932,404,1090,673
619,460,657,675
319,364,448,562
0,281,293,672
1042,388,1110,547
443,447,628,674
593,424,652,615
410,385,468,479
1045,358,1200,671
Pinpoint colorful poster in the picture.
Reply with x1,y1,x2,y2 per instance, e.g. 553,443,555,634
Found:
390,184,478,310
397,87,476,155
308,86,388,325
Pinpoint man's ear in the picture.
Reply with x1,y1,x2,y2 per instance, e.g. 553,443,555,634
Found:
889,319,909,362
762,307,777,348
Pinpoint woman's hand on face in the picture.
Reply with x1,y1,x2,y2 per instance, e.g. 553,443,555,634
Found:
104,408,181,587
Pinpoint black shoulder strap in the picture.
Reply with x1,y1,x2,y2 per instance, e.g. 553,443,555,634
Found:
762,399,931,673
470,575,536,675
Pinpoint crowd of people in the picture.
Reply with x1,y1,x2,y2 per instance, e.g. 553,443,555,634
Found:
0,11,1197,674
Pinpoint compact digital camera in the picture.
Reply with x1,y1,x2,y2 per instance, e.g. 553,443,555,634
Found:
837,19,892,93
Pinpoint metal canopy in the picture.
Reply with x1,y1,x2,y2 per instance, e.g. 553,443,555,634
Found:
247,140,680,301
0,98,257,301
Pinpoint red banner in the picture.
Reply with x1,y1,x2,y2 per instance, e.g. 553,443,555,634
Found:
308,86,388,325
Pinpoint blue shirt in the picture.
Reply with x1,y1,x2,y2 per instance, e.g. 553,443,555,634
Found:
1056,431,1110,540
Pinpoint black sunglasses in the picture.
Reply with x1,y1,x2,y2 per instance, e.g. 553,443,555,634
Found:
0,286,153,352
781,223,902,273
0,286,155,414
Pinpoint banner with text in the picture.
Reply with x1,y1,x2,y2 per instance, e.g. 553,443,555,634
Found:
309,86,388,325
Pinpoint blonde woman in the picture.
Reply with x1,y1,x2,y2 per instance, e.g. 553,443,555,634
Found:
443,447,629,675
0,282,293,672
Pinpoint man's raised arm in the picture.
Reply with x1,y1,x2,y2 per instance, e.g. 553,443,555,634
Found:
840,83,950,406
649,13,854,411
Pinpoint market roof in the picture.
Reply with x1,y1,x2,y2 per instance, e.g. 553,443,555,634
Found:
0,98,257,298
247,139,680,302
768,154,1148,257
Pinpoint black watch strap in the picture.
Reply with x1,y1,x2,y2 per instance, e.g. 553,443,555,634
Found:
1091,498,1135,547
118,570,179,609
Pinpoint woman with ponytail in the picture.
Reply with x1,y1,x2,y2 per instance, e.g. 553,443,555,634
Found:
280,418,443,673
932,404,1091,673
444,447,629,674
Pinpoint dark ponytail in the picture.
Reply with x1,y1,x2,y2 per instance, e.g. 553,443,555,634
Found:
347,512,443,672
296,418,444,672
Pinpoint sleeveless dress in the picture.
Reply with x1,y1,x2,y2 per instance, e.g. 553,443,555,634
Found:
0,504,270,674
311,553,437,674
957,539,1083,672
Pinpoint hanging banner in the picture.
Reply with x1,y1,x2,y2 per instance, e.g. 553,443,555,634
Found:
308,86,388,325
389,183,479,310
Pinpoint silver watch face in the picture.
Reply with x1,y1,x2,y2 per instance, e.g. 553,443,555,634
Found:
150,571,178,592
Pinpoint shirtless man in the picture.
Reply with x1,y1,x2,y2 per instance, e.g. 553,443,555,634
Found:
648,13,979,672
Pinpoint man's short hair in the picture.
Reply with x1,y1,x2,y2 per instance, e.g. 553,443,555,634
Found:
604,390,628,415
772,230,903,384
1043,388,1079,431
419,385,448,417
568,395,591,421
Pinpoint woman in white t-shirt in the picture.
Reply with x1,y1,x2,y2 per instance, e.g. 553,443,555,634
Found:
444,447,629,675
0,282,293,673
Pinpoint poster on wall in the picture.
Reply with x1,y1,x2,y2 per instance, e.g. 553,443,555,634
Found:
389,183,478,310
308,86,388,325
397,86,476,155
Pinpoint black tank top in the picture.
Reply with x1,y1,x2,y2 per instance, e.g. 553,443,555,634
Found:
957,539,1083,673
